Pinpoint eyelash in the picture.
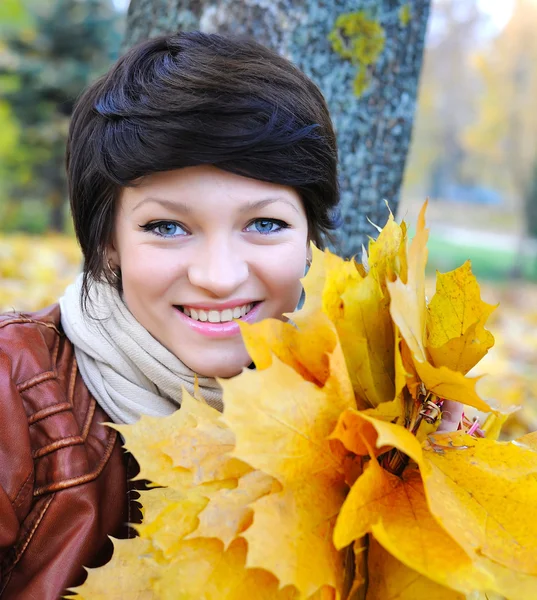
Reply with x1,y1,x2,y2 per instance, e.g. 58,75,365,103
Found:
139,218,290,238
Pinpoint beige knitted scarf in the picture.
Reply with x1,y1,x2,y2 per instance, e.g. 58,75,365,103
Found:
59,274,223,424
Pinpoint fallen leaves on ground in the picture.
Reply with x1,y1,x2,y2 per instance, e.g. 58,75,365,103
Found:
0,233,81,312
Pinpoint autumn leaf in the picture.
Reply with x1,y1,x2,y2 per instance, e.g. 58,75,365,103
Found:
366,207,408,289
366,537,465,600
517,430,537,449
187,470,276,549
135,486,210,559
151,538,299,600
67,537,159,599
113,391,249,489
423,432,537,576
427,261,496,374
333,457,494,594
296,243,397,409
413,359,492,412
329,407,423,463
239,309,356,416
387,201,429,363
220,352,352,597
157,392,250,485
336,274,395,408
238,311,337,388
112,412,193,490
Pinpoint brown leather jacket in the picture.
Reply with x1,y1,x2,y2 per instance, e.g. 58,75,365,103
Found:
0,304,132,599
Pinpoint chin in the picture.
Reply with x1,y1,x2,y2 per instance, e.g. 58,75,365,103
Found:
186,356,250,380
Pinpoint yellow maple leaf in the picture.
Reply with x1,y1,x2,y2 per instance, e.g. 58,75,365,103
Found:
427,261,496,374
220,351,352,597
329,407,423,462
151,538,299,600
423,432,537,576
187,470,277,548
295,241,398,409
387,201,429,364
384,203,495,415
114,391,249,489
239,311,337,387
413,359,492,412
67,537,159,599
366,537,465,600
337,274,395,408
157,393,250,485
333,457,494,594
136,485,218,560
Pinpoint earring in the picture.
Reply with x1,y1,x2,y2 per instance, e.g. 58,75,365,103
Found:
106,258,121,280
306,257,312,267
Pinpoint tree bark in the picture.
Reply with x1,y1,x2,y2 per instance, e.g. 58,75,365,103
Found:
124,0,430,256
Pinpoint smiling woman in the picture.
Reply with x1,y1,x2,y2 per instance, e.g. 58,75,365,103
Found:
109,165,310,378
0,31,339,600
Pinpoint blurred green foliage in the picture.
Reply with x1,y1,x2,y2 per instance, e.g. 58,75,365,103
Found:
0,0,122,233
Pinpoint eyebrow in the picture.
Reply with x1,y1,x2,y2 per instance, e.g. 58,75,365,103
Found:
132,196,300,215
240,197,300,215
132,197,193,214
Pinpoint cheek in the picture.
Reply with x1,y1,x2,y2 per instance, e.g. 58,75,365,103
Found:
120,247,181,299
260,249,306,302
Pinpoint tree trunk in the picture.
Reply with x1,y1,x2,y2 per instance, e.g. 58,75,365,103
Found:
124,0,430,256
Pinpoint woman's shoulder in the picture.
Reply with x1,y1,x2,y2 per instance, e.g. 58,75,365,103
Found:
0,302,122,495
0,303,64,383
0,302,62,334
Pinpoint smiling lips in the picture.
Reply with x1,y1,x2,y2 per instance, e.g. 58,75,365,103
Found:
180,302,254,323
175,301,263,338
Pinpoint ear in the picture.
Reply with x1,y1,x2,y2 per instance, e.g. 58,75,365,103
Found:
106,239,120,269
306,241,313,265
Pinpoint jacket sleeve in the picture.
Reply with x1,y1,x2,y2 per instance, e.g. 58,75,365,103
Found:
0,349,34,585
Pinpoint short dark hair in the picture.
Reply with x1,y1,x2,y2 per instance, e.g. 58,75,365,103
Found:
66,31,340,307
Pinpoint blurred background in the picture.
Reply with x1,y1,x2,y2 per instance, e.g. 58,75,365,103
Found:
0,0,535,437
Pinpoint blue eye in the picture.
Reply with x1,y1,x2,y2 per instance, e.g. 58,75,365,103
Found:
140,221,188,238
246,219,289,235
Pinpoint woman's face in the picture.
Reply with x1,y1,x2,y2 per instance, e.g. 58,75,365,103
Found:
109,165,310,378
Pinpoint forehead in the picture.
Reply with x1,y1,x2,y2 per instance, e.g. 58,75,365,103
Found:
120,165,304,214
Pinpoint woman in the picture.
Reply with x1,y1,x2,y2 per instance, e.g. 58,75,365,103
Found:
0,31,339,599
0,31,462,600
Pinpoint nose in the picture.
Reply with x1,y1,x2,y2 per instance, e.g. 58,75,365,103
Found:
187,239,249,297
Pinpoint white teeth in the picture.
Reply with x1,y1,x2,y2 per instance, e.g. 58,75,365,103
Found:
181,303,255,323
220,309,233,321
208,310,220,323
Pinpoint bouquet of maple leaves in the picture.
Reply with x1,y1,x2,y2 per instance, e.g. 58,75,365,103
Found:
69,203,537,600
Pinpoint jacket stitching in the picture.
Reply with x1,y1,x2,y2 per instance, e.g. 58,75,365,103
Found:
17,370,57,393
51,333,60,366
14,495,55,564
67,356,77,404
32,436,85,459
33,430,118,497
28,402,72,425
11,470,33,510
0,317,60,335
0,494,55,582
69,356,98,441
81,399,97,441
